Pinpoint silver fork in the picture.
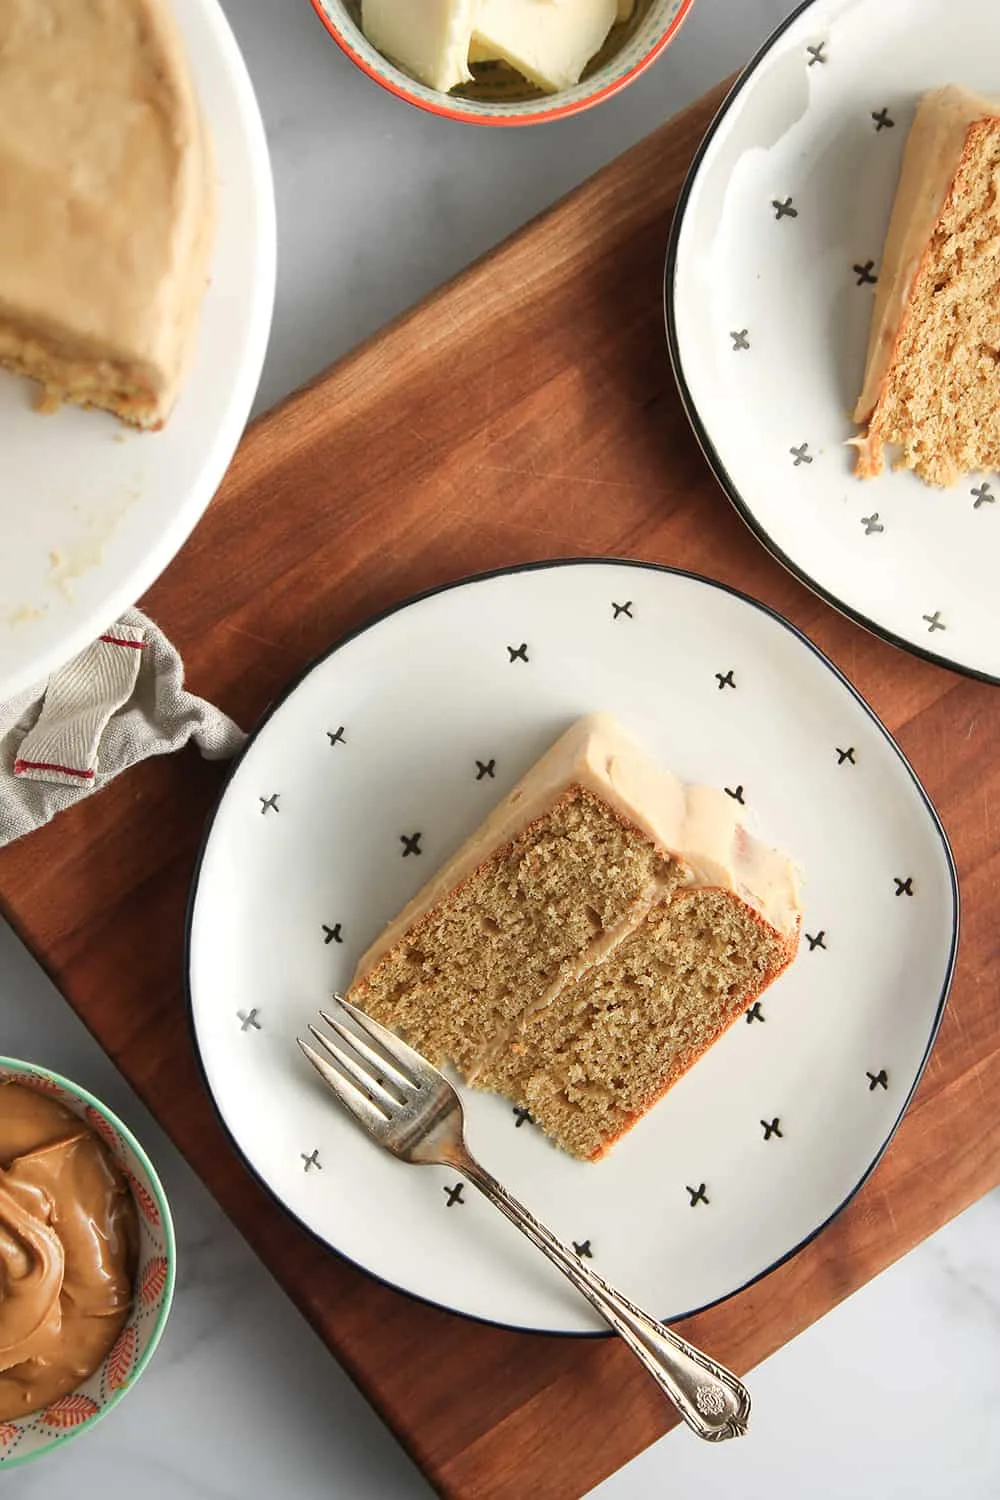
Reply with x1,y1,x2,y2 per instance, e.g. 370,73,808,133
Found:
298,995,750,1442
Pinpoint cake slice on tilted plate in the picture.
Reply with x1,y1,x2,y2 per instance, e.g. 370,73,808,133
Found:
349,714,801,1161
0,0,215,430
853,85,1000,487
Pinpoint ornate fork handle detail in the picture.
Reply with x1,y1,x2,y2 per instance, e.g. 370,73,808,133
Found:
300,999,750,1441
458,1153,750,1442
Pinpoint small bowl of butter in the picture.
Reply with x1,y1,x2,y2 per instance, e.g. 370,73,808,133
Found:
0,1060,175,1468
310,0,696,124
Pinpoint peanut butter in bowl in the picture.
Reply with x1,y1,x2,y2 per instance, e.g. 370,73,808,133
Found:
0,1082,139,1424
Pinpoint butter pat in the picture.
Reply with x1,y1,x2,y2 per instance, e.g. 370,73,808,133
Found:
470,0,618,94
360,0,477,93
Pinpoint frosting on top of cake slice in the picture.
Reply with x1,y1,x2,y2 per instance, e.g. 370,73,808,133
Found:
354,712,802,982
0,0,215,427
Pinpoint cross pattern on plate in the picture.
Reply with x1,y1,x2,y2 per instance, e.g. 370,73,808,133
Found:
669,2,1000,686
188,560,959,1333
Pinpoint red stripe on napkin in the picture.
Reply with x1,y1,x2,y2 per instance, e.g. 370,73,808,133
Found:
13,759,95,781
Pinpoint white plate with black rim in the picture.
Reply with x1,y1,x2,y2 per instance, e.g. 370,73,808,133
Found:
666,0,1000,683
187,560,958,1334
0,0,275,701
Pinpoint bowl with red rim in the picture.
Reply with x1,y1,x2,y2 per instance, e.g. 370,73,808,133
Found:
309,0,697,125
0,1059,176,1469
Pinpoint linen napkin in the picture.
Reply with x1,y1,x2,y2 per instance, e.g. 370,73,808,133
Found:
0,609,244,847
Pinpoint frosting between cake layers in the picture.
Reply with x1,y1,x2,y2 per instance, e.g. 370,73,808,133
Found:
854,84,1000,431
0,0,215,427
354,713,802,982
460,862,683,1085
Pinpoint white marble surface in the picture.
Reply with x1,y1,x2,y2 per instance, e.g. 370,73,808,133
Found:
593,1188,1000,1500
5,0,1000,1496
0,922,431,1500
2,910,999,1500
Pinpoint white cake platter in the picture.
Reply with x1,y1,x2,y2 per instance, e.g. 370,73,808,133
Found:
667,0,1000,682
186,561,957,1334
0,0,275,701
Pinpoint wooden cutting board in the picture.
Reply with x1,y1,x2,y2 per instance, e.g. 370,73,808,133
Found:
3,77,999,1500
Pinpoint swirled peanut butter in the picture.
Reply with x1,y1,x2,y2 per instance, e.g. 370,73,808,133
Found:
0,1083,138,1420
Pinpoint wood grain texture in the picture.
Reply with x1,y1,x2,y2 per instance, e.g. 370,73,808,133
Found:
3,78,999,1500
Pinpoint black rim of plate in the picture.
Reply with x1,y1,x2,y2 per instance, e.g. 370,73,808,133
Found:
663,0,1000,687
184,558,960,1338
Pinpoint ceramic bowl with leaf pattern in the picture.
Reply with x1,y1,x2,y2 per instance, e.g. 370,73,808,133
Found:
0,1059,175,1469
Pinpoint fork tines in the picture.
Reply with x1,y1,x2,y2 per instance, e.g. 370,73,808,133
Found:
298,995,420,1125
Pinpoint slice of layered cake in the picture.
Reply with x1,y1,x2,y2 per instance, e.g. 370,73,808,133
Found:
853,85,1000,487
348,714,801,1160
0,0,215,429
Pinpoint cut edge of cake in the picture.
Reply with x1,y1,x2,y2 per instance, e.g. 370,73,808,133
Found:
484,885,797,1160
347,714,802,1160
852,83,1000,487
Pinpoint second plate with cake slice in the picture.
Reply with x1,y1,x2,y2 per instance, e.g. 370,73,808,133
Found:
186,560,957,1334
667,0,1000,682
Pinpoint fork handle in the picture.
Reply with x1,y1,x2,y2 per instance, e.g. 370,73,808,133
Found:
457,1153,750,1441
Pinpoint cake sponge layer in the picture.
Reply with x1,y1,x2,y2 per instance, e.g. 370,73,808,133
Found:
480,887,792,1160
351,786,682,1077
854,85,1000,487
348,715,801,1159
